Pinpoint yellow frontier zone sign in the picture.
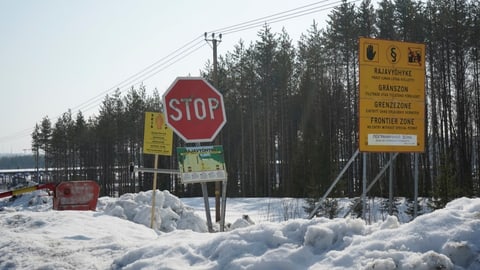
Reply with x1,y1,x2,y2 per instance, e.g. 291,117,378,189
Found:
359,37,425,152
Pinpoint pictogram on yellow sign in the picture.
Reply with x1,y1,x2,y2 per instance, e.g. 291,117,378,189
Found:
359,37,426,153
143,112,173,155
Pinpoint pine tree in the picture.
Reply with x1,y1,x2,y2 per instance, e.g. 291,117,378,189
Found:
39,116,52,182
303,198,341,219
405,197,424,221
31,124,41,182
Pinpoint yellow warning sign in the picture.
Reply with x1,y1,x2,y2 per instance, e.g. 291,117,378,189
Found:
359,38,425,152
143,112,173,155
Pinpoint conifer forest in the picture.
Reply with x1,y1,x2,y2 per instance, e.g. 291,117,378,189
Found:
30,0,480,206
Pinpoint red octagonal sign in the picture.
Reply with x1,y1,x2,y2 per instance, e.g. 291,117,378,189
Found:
163,77,226,143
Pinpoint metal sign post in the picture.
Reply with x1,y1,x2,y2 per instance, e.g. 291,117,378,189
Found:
355,37,426,221
177,145,228,232
200,182,214,232
162,77,228,232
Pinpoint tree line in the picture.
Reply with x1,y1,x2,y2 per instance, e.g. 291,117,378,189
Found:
0,155,44,170
31,0,480,206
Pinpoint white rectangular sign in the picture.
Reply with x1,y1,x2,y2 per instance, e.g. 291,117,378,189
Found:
367,134,417,146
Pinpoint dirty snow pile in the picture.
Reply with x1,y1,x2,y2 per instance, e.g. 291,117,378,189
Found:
0,190,479,269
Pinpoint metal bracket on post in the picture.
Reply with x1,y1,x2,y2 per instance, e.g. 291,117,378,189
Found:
343,152,399,218
308,149,360,219
134,167,180,175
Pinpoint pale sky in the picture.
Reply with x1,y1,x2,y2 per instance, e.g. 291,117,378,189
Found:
0,0,348,154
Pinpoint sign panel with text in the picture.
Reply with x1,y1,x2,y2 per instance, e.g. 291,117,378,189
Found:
143,112,173,155
177,145,226,184
359,37,426,152
163,77,226,143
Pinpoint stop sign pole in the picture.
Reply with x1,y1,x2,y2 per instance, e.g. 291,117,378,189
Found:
163,77,226,143
163,76,227,232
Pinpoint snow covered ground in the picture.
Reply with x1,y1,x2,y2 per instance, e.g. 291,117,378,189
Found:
1,189,479,269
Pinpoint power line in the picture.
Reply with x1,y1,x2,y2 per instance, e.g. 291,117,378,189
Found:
0,36,207,147
78,0,359,114
80,40,208,114
0,128,33,144
1,0,359,148
210,0,353,35
71,35,206,114
65,0,361,115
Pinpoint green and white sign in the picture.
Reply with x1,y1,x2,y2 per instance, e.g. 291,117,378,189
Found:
177,145,226,183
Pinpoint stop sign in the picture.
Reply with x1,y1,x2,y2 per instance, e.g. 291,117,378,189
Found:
163,77,226,143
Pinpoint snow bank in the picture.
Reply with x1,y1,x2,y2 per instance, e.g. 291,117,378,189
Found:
2,189,480,269
0,189,52,212
112,197,480,270
98,190,208,233
1,189,208,233
0,210,157,269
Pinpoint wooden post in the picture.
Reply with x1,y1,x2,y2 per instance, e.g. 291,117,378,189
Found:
150,154,159,229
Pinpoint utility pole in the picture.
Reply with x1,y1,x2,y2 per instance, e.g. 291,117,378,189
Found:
205,32,222,222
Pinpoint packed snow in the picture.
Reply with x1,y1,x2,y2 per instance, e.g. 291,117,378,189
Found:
1,189,479,269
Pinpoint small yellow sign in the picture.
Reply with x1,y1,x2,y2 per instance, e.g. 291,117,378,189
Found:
143,112,173,155
359,38,425,153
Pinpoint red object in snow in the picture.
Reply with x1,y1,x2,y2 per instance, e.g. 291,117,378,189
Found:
0,180,100,211
53,181,100,211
